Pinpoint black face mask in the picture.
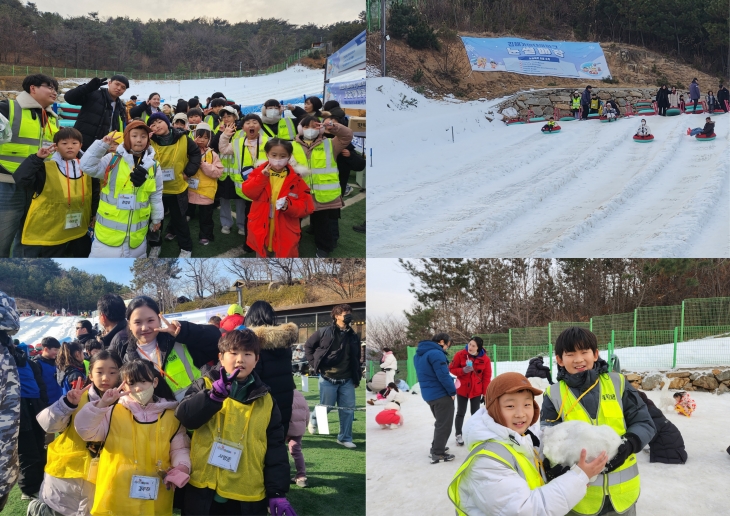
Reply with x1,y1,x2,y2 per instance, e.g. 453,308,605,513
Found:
343,314,353,325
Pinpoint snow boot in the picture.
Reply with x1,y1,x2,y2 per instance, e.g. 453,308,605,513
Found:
455,434,465,446
687,128,691,135
430,452,455,464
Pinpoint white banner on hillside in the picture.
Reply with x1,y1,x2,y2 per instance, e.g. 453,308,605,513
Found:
325,30,366,81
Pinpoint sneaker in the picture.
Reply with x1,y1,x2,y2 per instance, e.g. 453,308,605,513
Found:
165,233,176,241
295,477,308,488
179,250,192,258
221,226,231,234
455,434,464,446
337,440,356,449
20,492,38,501
352,222,365,234
199,239,209,245
316,248,329,258
308,421,317,435
238,228,245,236
366,399,375,406
687,128,691,135
430,453,455,464
344,184,353,196
243,244,255,254
148,246,161,258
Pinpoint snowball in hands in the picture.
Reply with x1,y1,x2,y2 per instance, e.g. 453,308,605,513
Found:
542,420,622,466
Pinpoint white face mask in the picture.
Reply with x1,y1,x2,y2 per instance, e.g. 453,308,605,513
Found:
129,385,155,406
265,109,281,120
268,157,289,169
303,128,319,140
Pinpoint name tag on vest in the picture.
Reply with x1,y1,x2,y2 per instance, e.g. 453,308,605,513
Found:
187,178,199,189
65,212,82,229
161,168,175,181
207,440,242,472
129,475,159,500
117,194,135,210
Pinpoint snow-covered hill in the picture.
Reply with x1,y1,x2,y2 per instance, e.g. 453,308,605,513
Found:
15,316,90,345
367,78,729,257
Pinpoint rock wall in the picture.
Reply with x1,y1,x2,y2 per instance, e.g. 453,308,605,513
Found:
0,91,19,101
624,368,730,394
498,87,659,118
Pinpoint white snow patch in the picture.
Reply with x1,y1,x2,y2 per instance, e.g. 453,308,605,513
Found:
542,420,622,465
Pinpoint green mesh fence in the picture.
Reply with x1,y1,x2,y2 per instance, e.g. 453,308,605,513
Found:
681,297,730,339
682,325,730,341
407,346,418,389
591,312,634,349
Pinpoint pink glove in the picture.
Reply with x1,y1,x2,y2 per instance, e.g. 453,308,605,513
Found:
163,466,190,488
210,368,240,403
270,497,297,516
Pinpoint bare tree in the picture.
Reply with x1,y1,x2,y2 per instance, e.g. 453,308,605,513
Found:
222,258,266,288
367,314,409,360
313,259,366,299
247,34,275,72
266,259,298,285
180,259,229,304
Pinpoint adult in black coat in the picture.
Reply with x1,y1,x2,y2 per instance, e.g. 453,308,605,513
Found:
605,98,621,116
63,76,128,151
525,356,554,384
244,301,298,437
636,389,687,464
656,85,670,116
580,86,593,120
717,84,729,112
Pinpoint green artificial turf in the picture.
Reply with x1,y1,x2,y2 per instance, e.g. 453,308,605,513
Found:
4,377,366,516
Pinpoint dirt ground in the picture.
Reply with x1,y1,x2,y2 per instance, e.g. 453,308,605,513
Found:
370,34,723,101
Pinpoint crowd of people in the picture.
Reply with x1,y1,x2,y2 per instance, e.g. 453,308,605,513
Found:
0,289,363,515
0,73,366,259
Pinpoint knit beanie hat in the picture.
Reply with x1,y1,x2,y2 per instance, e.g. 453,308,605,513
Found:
172,113,188,124
148,112,171,128
228,304,244,316
485,372,543,429
123,120,153,152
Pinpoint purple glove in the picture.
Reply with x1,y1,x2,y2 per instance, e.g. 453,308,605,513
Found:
269,497,297,516
209,368,240,403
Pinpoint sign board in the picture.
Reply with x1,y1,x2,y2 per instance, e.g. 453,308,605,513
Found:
325,31,366,81
461,37,611,79
324,79,366,109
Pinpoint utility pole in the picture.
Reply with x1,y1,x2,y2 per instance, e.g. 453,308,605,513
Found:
239,61,242,76
381,0,387,77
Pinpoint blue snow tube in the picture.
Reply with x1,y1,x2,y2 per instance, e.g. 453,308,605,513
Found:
637,109,655,115
634,102,653,107
58,119,76,127
529,117,546,122
560,117,575,121
666,108,681,116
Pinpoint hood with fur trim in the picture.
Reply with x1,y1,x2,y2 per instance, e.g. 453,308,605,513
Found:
248,322,298,350
16,91,58,118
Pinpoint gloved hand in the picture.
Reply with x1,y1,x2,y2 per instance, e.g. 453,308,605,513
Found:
163,465,190,489
130,164,148,187
209,368,240,403
462,366,473,374
275,197,288,211
543,457,570,481
88,77,108,90
605,433,641,472
269,497,297,516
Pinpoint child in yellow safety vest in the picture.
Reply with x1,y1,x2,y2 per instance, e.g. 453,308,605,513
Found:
29,350,123,516
14,127,92,257
186,122,223,245
175,329,295,516
448,372,608,516
74,359,191,516
540,327,656,516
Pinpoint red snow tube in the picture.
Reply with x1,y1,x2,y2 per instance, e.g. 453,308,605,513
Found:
633,134,654,142
375,409,402,426
541,125,561,133
696,133,716,140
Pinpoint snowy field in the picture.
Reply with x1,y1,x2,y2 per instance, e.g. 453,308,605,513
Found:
14,316,92,345
367,78,730,257
366,378,730,515
61,66,364,108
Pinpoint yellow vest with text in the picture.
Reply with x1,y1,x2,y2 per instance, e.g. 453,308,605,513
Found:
187,149,218,201
292,138,340,204
91,404,178,516
572,97,581,109
45,391,94,481
22,160,92,246
231,134,269,201
262,117,296,140
0,100,59,173
188,376,273,501
95,156,157,249
218,129,242,182
163,343,202,401
151,136,189,195
544,373,640,515
448,438,545,515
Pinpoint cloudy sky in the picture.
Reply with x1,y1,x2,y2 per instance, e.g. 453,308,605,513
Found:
32,0,362,25
367,259,419,319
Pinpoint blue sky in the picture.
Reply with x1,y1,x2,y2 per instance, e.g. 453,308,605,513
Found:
367,258,417,319
54,259,136,286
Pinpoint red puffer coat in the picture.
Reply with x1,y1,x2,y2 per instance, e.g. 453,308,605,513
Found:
220,313,244,333
242,162,315,257
449,348,492,399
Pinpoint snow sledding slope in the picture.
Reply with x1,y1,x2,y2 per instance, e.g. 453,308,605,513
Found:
14,316,86,345
367,78,729,257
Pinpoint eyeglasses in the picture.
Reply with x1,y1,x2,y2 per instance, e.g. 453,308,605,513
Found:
40,84,58,93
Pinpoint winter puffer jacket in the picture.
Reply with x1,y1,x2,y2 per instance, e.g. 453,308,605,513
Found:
304,324,362,387
249,323,298,436
220,313,244,333
414,341,456,402
288,389,310,438
449,348,491,399
458,407,590,516
636,391,687,464
63,83,126,151
525,357,551,380
380,352,397,372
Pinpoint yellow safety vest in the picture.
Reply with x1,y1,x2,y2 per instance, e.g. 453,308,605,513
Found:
45,391,93,480
231,134,269,201
262,117,296,141
544,373,640,515
203,114,220,134
187,149,218,201
188,376,273,501
0,100,59,173
163,343,202,401
590,99,600,110
448,439,545,515
218,129,243,182
572,97,581,109
151,136,189,195
91,404,179,516
95,156,157,249
22,160,92,246
292,138,340,204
